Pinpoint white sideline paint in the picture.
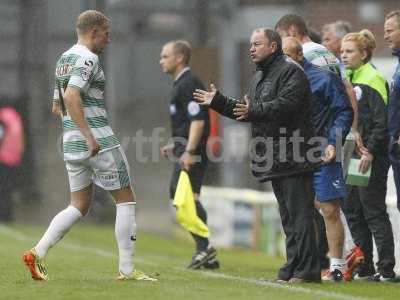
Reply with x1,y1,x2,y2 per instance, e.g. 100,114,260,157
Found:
0,225,373,300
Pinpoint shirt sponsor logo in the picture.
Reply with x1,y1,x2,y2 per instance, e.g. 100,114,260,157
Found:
187,101,200,116
56,64,73,77
99,174,118,181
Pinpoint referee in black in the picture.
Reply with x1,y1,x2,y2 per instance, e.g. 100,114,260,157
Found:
160,40,219,269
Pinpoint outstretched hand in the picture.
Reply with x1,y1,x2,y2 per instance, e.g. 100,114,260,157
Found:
193,84,217,106
233,95,250,121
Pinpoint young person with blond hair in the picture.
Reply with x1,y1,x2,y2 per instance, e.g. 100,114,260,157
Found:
341,29,396,282
22,10,157,282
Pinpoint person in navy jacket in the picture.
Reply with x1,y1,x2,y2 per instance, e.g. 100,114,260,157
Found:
283,37,353,282
385,10,400,212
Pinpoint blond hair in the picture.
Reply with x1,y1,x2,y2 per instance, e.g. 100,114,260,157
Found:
76,10,110,34
342,29,376,63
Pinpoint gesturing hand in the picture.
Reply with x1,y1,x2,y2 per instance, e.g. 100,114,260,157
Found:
193,84,217,106
233,95,250,121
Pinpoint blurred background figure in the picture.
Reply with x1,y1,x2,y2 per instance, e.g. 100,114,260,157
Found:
322,20,352,59
0,103,25,222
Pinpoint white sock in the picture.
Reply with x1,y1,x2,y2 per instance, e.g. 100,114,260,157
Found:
34,205,83,259
330,258,346,272
115,202,136,275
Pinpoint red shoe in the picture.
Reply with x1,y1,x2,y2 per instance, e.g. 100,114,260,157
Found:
22,249,48,281
343,245,364,281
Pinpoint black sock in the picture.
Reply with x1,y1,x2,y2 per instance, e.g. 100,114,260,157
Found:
191,200,209,252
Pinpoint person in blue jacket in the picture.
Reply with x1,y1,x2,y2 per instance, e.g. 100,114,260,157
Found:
385,10,400,212
283,37,353,282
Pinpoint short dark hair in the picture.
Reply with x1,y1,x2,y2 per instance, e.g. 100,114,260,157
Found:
386,10,400,29
170,40,192,65
275,14,308,37
263,28,282,52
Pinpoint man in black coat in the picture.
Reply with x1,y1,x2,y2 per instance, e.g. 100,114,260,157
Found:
194,28,321,283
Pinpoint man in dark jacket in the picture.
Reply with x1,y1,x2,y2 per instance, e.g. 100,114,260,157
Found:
385,10,400,212
194,28,321,283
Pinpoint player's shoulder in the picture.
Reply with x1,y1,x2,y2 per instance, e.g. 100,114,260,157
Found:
63,44,99,66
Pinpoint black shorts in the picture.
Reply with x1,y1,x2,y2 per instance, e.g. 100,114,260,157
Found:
169,152,208,199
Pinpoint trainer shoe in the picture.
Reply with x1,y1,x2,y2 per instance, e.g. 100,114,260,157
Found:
353,270,374,281
187,246,217,270
343,245,364,281
22,249,48,281
372,271,398,282
117,270,158,281
322,269,344,282
203,257,220,270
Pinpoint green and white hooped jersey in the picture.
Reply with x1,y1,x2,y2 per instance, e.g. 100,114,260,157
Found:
53,44,120,161
303,42,342,77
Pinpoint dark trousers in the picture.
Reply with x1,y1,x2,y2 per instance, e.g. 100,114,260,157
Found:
169,154,209,252
341,154,395,274
272,173,320,281
389,150,400,211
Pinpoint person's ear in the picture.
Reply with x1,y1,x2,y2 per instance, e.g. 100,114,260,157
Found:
176,53,184,64
361,50,368,62
270,41,277,52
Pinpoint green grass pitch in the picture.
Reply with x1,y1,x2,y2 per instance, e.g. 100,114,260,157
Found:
0,224,398,300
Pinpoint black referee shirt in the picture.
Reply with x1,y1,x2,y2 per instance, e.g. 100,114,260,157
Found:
169,69,210,154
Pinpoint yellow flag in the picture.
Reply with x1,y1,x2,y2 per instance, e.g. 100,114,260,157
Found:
173,171,210,238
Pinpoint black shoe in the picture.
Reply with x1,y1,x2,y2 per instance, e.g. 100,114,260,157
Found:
354,269,375,281
373,271,399,282
187,246,217,270
203,257,220,270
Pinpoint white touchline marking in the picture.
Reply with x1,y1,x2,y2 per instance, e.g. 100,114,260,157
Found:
0,225,375,300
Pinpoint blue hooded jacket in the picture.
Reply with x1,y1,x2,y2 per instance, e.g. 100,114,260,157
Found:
388,49,400,140
302,59,353,147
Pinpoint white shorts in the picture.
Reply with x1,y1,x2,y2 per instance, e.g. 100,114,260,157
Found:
65,146,132,192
